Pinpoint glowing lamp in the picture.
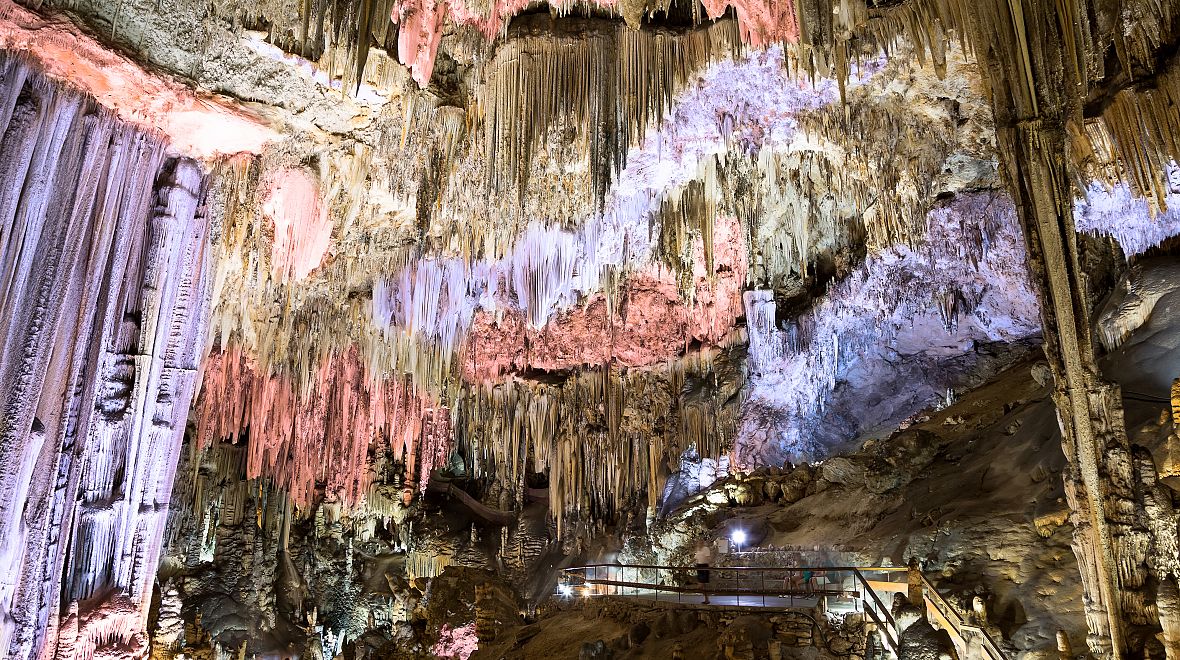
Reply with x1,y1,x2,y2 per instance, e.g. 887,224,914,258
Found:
731,529,747,552
558,583,573,597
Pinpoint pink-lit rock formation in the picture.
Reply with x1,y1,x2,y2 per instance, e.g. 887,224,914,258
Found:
464,215,747,380
196,346,451,507
0,57,212,659
0,0,276,158
55,596,148,660
261,167,333,282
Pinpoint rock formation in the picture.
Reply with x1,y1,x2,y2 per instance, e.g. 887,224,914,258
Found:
0,56,213,658
0,0,1180,656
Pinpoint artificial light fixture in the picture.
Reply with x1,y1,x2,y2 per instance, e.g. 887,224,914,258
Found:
731,529,747,553
558,583,573,597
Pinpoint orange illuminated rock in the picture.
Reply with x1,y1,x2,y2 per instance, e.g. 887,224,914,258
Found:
0,0,276,158
463,215,747,380
196,346,451,507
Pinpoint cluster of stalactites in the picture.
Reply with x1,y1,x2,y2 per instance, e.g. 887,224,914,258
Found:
452,348,741,535
1073,59,1180,214
195,345,451,508
236,0,405,95
837,0,1180,211
238,0,802,91
480,16,742,204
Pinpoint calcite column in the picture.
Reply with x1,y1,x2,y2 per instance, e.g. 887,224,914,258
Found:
956,0,1142,656
0,56,212,660
993,121,1135,658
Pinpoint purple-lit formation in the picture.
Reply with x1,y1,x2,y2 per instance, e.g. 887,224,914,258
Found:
0,57,211,657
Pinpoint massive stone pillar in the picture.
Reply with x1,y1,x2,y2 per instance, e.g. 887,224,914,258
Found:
994,119,1134,658
0,55,213,660
956,1,1143,656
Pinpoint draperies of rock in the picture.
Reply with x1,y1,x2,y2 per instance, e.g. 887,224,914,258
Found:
261,166,333,282
480,16,742,203
454,346,743,534
249,0,794,89
195,346,452,507
463,214,746,381
739,192,1041,464
0,0,276,158
0,57,212,660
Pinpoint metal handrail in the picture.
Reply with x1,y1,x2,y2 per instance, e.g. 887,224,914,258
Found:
919,574,1008,660
566,563,909,572
558,563,1009,660
559,564,904,656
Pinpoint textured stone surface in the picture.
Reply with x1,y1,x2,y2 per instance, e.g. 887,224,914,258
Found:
0,58,212,659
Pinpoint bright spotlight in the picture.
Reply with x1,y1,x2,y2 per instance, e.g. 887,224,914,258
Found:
558,583,573,597
731,529,747,546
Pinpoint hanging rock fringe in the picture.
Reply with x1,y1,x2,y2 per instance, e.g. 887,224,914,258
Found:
196,346,451,508
480,16,742,204
453,348,742,535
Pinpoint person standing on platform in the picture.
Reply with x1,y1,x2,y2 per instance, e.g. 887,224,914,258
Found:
695,540,714,604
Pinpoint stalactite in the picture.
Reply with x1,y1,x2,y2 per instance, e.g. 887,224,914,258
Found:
0,1,276,159
480,16,741,203
195,345,451,508
453,345,741,535
739,192,1039,463
0,55,213,660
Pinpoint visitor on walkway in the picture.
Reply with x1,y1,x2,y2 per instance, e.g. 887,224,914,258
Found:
694,539,713,604
785,552,805,593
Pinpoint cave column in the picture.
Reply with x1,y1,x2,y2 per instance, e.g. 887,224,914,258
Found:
943,0,1143,653
993,120,1131,658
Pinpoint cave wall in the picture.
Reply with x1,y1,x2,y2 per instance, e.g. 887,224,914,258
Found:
5,0,1180,654
0,56,213,658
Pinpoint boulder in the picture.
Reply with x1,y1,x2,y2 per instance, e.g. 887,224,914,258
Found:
821,457,867,486
733,480,763,506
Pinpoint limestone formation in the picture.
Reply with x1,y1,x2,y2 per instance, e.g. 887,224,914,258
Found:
2,0,1180,656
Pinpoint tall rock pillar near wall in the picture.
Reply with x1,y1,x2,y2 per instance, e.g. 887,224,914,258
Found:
994,121,1140,658
954,0,1149,656
0,56,213,660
